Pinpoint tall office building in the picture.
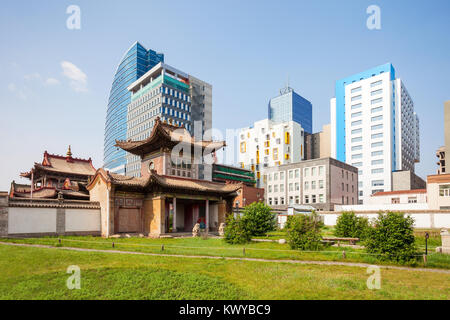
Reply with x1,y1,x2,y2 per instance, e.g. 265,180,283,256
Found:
330,63,420,203
268,86,313,134
104,42,164,174
125,62,212,177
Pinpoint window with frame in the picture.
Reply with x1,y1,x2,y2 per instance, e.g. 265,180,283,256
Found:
439,184,450,197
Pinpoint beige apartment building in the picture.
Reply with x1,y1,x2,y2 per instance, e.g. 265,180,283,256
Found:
263,157,358,211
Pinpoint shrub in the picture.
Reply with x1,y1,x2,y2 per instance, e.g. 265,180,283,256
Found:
223,215,252,244
334,212,370,240
241,202,276,236
365,212,418,264
286,212,324,251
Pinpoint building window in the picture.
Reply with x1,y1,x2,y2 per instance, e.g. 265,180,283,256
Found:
408,197,417,203
351,103,362,110
240,142,246,153
312,181,316,190
304,181,309,190
371,168,384,174
319,194,324,203
371,80,382,87
305,195,309,204
372,180,384,187
319,180,324,189
351,87,362,94
371,98,383,105
439,184,450,197
371,115,383,122
312,195,316,203
319,166,324,175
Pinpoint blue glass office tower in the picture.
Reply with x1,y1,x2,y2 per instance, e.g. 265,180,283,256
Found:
268,86,313,134
104,42,164,173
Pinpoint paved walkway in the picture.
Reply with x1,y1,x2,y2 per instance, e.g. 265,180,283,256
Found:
1,241,449,274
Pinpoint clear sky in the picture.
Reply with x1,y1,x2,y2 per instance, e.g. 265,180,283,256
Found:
1,0,449,190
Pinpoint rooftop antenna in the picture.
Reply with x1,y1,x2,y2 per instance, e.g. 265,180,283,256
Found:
280,75,292,95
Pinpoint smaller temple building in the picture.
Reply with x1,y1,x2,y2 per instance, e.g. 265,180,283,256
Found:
87,118,240,237
10,147,96,200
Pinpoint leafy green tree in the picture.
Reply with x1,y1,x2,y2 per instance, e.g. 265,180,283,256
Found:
334,211,370,240
223,215,252,244
365,212,417,264
241,202,276,236
286,212,324,251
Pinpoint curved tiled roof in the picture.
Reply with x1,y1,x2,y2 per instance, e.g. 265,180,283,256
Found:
115,117,225,156
21,151,96,178
89,168,240,195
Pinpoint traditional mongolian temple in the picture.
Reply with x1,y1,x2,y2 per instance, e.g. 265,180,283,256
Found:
87,118,240,237
10,147,96,200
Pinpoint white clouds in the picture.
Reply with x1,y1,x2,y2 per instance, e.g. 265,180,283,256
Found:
61,61,88,92
24,73,41,81
7,83,27,100
45,78,60,86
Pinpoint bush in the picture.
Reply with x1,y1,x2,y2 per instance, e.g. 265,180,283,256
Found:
241,202,276,236
334,212,370,240
286,212,324,251
365,212,418,264
223,215,252,244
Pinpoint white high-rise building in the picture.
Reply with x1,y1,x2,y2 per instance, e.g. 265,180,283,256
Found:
237,119,305,187
330,63,420,204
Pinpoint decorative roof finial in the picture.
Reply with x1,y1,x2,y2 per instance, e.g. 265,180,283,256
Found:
67,145,72,158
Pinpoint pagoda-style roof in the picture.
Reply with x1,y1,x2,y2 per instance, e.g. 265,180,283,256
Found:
20,148,96,179
87,168,240,197
9,180,90,200
115,117,225,157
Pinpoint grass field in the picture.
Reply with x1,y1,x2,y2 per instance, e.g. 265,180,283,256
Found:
0,244,449,300
2,229,449,269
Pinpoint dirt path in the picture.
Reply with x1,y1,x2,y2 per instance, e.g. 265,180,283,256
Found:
1,241,449,274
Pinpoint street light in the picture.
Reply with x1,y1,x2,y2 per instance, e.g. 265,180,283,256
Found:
425,232,429,256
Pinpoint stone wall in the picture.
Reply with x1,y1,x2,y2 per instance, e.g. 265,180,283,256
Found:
0,194,8,237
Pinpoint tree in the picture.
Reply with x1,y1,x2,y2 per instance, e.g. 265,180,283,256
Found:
223,215,252,244
286,212,324,251
241,202,276,236
365,212,417,264
334,212,370,240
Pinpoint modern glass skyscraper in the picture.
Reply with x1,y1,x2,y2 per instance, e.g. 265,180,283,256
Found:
104,42,164,173
268,86,313,134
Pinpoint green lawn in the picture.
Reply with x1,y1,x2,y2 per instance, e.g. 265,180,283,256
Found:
1,234,450,269
0,244,449,300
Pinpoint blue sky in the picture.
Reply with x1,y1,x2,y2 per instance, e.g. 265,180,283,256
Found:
0,0,449,190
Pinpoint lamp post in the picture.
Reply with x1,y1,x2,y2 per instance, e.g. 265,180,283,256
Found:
234,201,239,219
425,232,429,256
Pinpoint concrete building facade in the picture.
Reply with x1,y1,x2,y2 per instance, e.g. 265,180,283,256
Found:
304,124,331,160
263,157,358,211
237,119,305,187
330,63,420,203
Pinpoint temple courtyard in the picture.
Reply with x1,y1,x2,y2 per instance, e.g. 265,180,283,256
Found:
1,235,449,300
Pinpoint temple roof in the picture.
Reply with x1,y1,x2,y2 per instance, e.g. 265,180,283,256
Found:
20,149,96,179
9,180,90,200
115,117,225,157
88,168,240,196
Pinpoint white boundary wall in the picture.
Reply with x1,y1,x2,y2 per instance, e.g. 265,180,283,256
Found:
65,209,101,232
8,207,57,234
321,212,450,229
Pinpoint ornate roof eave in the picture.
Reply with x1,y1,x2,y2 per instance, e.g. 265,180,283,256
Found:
114,117,226,156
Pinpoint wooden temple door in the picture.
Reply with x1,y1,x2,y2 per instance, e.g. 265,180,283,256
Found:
117,208,141,233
